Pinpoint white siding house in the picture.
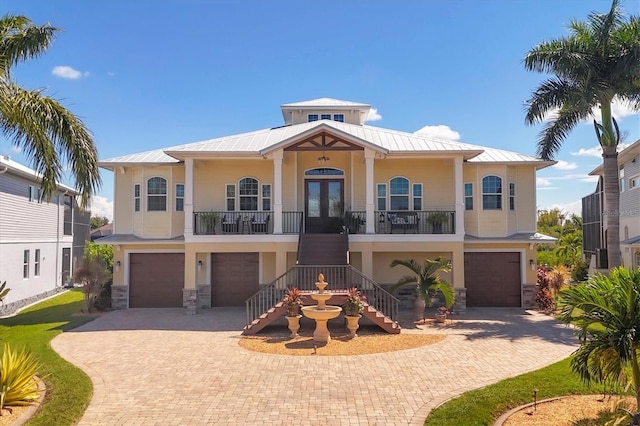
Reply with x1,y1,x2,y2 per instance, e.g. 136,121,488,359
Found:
0,155,89,315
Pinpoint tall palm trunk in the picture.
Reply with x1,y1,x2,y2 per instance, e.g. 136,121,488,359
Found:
600,101,622,268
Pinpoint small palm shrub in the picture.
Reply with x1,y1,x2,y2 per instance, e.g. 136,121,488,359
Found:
0,344,41,413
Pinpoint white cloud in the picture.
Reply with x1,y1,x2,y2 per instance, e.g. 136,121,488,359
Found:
414,125,461,141
51,66,85,79
538,97,638,123
89,195,114,222
537,177,552,187
571,142,629,158
551,160,577,170
540,200,582,217
11,145,21,153
365,108,381,122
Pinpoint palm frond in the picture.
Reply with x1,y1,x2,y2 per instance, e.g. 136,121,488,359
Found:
0,81,101,208
0,14,58,74
535,107,588,160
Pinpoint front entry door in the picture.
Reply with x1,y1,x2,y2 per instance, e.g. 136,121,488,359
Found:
305,180,343,233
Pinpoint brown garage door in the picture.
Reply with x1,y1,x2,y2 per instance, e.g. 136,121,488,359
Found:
464,252,521,307
211,253,259,306
129,253,184,308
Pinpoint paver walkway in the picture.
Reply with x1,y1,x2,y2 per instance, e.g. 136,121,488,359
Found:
52,308,577,426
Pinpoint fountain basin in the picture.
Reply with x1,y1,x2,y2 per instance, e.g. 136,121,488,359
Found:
301,305,342,321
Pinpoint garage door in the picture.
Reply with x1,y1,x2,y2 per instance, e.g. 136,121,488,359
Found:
464,252,521,307
211,253,259,306
129,253,184,308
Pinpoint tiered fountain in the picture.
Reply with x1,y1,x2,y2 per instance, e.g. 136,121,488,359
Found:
301,274,342,343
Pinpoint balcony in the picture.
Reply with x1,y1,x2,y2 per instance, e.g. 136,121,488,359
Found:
193,210,454,235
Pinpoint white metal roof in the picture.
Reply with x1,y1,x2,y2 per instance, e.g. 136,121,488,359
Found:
100,110,553,169
280,98,371,108
0,155,78,193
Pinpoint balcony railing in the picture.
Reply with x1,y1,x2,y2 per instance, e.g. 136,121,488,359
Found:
193,210,454,235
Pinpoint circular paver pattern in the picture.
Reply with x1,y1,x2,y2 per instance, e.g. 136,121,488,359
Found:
52,308,577,426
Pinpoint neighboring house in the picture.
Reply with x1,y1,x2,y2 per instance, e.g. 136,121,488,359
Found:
98,98,555,325
0,155,90,316
90,223,113,241
582,139,640,270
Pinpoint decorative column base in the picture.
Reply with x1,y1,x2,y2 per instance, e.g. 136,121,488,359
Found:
111,285,129,310
453,288,467,314
522,284,536,309
197,285,211,308
183,289,198,315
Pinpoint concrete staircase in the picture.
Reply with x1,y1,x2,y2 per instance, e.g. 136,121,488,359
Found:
297,233,348,265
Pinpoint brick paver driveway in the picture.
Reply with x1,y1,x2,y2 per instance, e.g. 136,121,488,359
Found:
52,308,577,426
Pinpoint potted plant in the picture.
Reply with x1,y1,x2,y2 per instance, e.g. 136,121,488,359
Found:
389,256,455,322
282,287,304,337
344,287,366,337
427,211,449,234
199,212,219,234
435,306,450,323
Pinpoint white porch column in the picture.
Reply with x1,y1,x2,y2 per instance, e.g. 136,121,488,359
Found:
365,149,375,234
273,150,283,234
184,157,194,236
454,156,465,236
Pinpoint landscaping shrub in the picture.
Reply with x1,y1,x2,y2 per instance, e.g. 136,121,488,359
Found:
535,267,554,311
0,344,41,412
571,259,589,283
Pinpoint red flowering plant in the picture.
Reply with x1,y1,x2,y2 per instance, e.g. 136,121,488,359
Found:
283,287,304,316
437,306,451,317
344,287,366,316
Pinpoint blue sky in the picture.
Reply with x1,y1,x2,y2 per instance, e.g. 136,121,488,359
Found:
2,0,638,220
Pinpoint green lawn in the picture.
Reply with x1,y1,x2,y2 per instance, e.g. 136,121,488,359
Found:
0,289,96,425
424,356,616,426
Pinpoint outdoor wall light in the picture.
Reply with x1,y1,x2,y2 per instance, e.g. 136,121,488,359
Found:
197,260,203,271
529,259,535,270
115,261,121,272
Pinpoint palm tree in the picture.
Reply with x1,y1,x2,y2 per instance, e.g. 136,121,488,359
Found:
524,0,640,268
557,266,640,417
389,256,455,320
0,14,100,208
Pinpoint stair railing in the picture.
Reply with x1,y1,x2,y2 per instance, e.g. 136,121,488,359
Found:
245,265,399,326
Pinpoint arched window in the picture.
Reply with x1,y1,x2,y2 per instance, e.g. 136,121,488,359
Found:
147,177,167,211
239,177,259,211
482,175,502,210
390,177,409,210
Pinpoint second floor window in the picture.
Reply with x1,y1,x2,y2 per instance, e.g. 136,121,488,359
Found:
147,177,167,211
226,184,236,210
390,177,409,210
377,184,387,210
308,114,319,122
175,184,184,211
28,185,41,202
465,183,473,210
509,183,515,210
482,175,502,210
134,184,141,212
321,114,331,120
412,184,422,210
262,184,271,211
239,177,259,210
63,195,73,235
333,114,344,122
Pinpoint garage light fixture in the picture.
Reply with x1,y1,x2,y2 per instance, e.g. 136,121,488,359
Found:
197,260,203,271
529,259,535,270
115,261,121,272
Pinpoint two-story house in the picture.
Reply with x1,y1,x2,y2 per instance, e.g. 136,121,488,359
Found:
98,98,555,329
0,155,90,316
582,139,640,270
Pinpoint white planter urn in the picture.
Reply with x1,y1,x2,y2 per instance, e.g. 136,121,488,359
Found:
286,315,302,338
345,315,361,338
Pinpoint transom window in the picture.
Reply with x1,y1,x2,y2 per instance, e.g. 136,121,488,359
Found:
482,175,502,210
147,177,167,211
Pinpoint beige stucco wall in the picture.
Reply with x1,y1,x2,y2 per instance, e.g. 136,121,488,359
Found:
374,158,455,210
463,164,537,237
113,165,186,238
193,159,273,211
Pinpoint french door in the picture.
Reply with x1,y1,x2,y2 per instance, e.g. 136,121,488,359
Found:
305,179,343,233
